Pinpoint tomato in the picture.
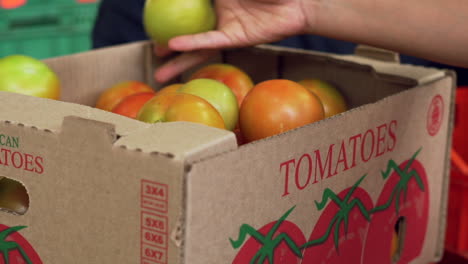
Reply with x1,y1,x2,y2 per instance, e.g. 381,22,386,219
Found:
0,55,60,100
189,63,254,107
1,0,27,9
362,156,428,264
137,92,225,129
95,81,155,111
179,79,239,131
156,83,183,96
111,92,155,119
232,207,306,264
301,184,373,264
0,224,42,264
299,79,347,118
239,79,324,142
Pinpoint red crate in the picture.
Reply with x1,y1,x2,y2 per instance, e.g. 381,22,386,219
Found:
446,87,468,257
453,87,468,159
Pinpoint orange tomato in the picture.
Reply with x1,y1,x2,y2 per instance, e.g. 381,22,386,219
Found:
96,81,155,111
239,79,324,142
189,63,254,107
111,92,156,119
156,83,183,96
299,79,347,118
137,92,225,130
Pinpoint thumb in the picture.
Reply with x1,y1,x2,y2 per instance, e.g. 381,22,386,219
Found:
168,30,235,51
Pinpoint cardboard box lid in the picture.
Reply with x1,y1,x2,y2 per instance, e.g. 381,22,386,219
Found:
255,44,447,86
0,91,237,162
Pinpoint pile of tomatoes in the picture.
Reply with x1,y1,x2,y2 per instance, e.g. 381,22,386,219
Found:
97,63,348,144
0,54,348,145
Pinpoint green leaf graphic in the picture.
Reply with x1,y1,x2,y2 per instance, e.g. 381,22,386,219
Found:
231,148,425,263
371,148,424,214
230,206,303,264
0,226,32,264
300,174,371,252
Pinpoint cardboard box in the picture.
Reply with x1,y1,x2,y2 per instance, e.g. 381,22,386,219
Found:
0,41,455,263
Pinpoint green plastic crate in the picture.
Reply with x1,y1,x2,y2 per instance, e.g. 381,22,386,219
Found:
0,1,100,59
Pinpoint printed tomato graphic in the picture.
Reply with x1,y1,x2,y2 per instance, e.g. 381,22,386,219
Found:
0,224,41,264
362,148,428,264
231,206,306,264
301,175,373,264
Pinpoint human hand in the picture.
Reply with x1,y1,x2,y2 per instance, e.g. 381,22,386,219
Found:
153,0,312,83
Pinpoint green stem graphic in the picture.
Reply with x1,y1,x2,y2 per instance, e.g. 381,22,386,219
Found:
0,226,32,264
231,148,425,264
230,206,303,264
370,148,424,214
300,174,371,251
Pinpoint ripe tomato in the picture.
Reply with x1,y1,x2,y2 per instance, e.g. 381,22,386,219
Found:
95,81,154,111
156,83,183,96
189,63,254,107
111,92,156,119
137,92,225,130
239,79,324,142
299,79,347,118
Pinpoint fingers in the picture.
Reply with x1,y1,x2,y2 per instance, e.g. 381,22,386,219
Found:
154,49,219,83
153,45,173,57
169,30,234,52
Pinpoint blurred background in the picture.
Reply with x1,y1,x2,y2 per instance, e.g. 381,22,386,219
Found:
1,0,467,262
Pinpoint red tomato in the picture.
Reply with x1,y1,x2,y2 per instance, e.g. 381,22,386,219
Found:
111,92,155,119
95,81,155,111
0,224,42,264
239,80,324,142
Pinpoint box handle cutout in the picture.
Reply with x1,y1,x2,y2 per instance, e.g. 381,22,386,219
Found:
0,177,29,216
355,45,400,63
391,216,406,263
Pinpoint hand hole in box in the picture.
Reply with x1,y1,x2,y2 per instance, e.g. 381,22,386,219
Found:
392,216,406,263
0,177,29,216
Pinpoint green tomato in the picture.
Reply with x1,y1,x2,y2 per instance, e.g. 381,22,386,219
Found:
0,55,60,99
179,79,239,131
143,0,216,47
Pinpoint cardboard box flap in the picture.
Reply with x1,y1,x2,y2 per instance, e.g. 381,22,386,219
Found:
0,91,149,135
254,44,446,85
114,121,238,163
0,91,237,160
354,45,401,63
44,41,159,106
335,54,446,85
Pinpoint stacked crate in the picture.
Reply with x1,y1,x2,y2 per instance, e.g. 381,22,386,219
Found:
0,0,100,59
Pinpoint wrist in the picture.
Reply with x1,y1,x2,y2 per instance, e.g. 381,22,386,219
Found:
299,0,326,35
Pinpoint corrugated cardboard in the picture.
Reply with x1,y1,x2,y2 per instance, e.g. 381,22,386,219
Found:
0,41,455,264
